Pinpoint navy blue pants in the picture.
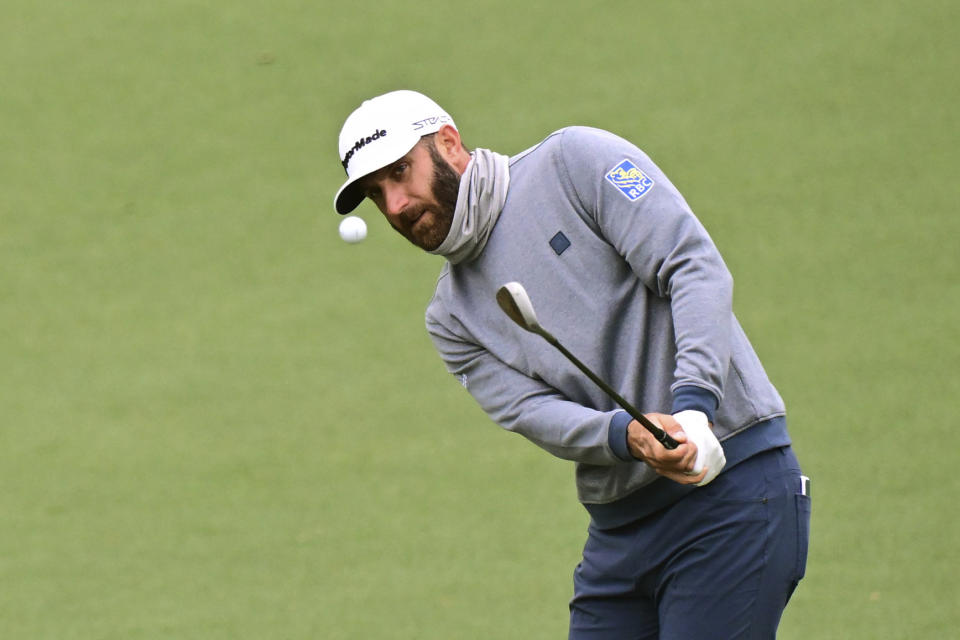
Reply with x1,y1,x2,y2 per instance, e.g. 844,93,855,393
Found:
569,446,810,639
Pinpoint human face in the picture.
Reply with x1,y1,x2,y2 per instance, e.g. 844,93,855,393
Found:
361,137,462,251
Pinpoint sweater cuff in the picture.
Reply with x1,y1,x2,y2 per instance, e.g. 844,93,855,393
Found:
608,411,635,461
671,386,719,424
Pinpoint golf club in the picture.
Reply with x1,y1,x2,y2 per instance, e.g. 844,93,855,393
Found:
496,281,679,450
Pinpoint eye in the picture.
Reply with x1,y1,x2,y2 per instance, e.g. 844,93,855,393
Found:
391,162,409,179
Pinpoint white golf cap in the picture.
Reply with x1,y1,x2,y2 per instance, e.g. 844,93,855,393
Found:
334,90,456,214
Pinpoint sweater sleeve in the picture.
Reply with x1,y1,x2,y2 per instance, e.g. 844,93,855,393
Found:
558,127,730,415
426,307,634,465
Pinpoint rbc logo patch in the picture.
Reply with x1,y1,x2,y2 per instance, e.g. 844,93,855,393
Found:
605,159,654,201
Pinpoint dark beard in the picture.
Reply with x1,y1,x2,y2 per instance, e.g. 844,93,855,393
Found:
414,142,461,251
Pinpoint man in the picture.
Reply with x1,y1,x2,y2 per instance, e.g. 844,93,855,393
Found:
334,90,810,639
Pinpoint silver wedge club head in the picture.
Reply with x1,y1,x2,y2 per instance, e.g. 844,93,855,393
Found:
496,282,544,334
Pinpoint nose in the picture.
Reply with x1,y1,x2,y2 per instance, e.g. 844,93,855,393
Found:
382,184,410,217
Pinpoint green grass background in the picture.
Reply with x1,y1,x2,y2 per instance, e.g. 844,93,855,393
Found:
2,0,957,637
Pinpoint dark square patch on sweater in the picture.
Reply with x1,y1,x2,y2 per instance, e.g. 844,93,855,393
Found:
550,231,571,255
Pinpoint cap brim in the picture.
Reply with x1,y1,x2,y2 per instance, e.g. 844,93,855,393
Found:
334,177,365,215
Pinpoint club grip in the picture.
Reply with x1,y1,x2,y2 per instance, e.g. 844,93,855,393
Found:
653,427,680,450
633,411,679,449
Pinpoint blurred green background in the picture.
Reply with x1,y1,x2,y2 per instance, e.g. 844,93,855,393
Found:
2,1,957,637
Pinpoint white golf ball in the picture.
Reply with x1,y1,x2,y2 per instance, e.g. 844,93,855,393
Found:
338,216,367,244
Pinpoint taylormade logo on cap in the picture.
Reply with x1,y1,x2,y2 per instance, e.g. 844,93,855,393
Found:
341,128,387,170
334,90,456,215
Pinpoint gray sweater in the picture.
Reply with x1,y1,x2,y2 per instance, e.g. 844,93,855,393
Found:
425,127,789,527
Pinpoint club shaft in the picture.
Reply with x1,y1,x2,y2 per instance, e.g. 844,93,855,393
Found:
546,336,679,450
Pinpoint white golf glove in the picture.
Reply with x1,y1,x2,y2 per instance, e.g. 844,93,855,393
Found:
673,410,726,486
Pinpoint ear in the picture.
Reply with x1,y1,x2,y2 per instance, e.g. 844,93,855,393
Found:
434,124,472,174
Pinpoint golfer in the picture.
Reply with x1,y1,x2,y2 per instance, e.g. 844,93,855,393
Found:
334,90,810,639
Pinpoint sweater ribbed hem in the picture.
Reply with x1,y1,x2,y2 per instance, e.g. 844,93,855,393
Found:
585,416,790,530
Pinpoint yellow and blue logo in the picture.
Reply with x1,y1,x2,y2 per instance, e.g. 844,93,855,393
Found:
605,159,654,201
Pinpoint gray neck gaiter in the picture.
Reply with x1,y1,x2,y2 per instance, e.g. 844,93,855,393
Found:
430,148,510,265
